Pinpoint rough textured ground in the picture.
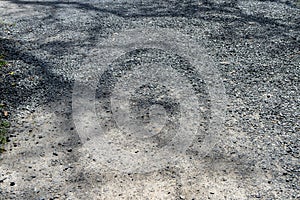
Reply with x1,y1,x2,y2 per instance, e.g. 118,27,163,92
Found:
0,0,299,199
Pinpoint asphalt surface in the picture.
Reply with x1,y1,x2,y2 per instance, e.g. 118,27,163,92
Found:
0,0,299,199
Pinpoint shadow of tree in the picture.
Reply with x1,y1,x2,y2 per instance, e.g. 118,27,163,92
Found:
0,0,298,110
3,0,298,55
0,37,72,109
5,0,300,24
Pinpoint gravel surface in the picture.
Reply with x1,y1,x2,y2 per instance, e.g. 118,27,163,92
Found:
0,0,299,199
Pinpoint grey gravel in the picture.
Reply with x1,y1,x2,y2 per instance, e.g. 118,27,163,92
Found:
0,0,299,199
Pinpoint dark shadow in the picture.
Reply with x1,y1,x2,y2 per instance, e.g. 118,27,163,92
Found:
0,38,73,108
2,0,298,54
4,0,300,26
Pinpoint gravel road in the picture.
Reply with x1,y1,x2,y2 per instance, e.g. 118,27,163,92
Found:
0,0,299,199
